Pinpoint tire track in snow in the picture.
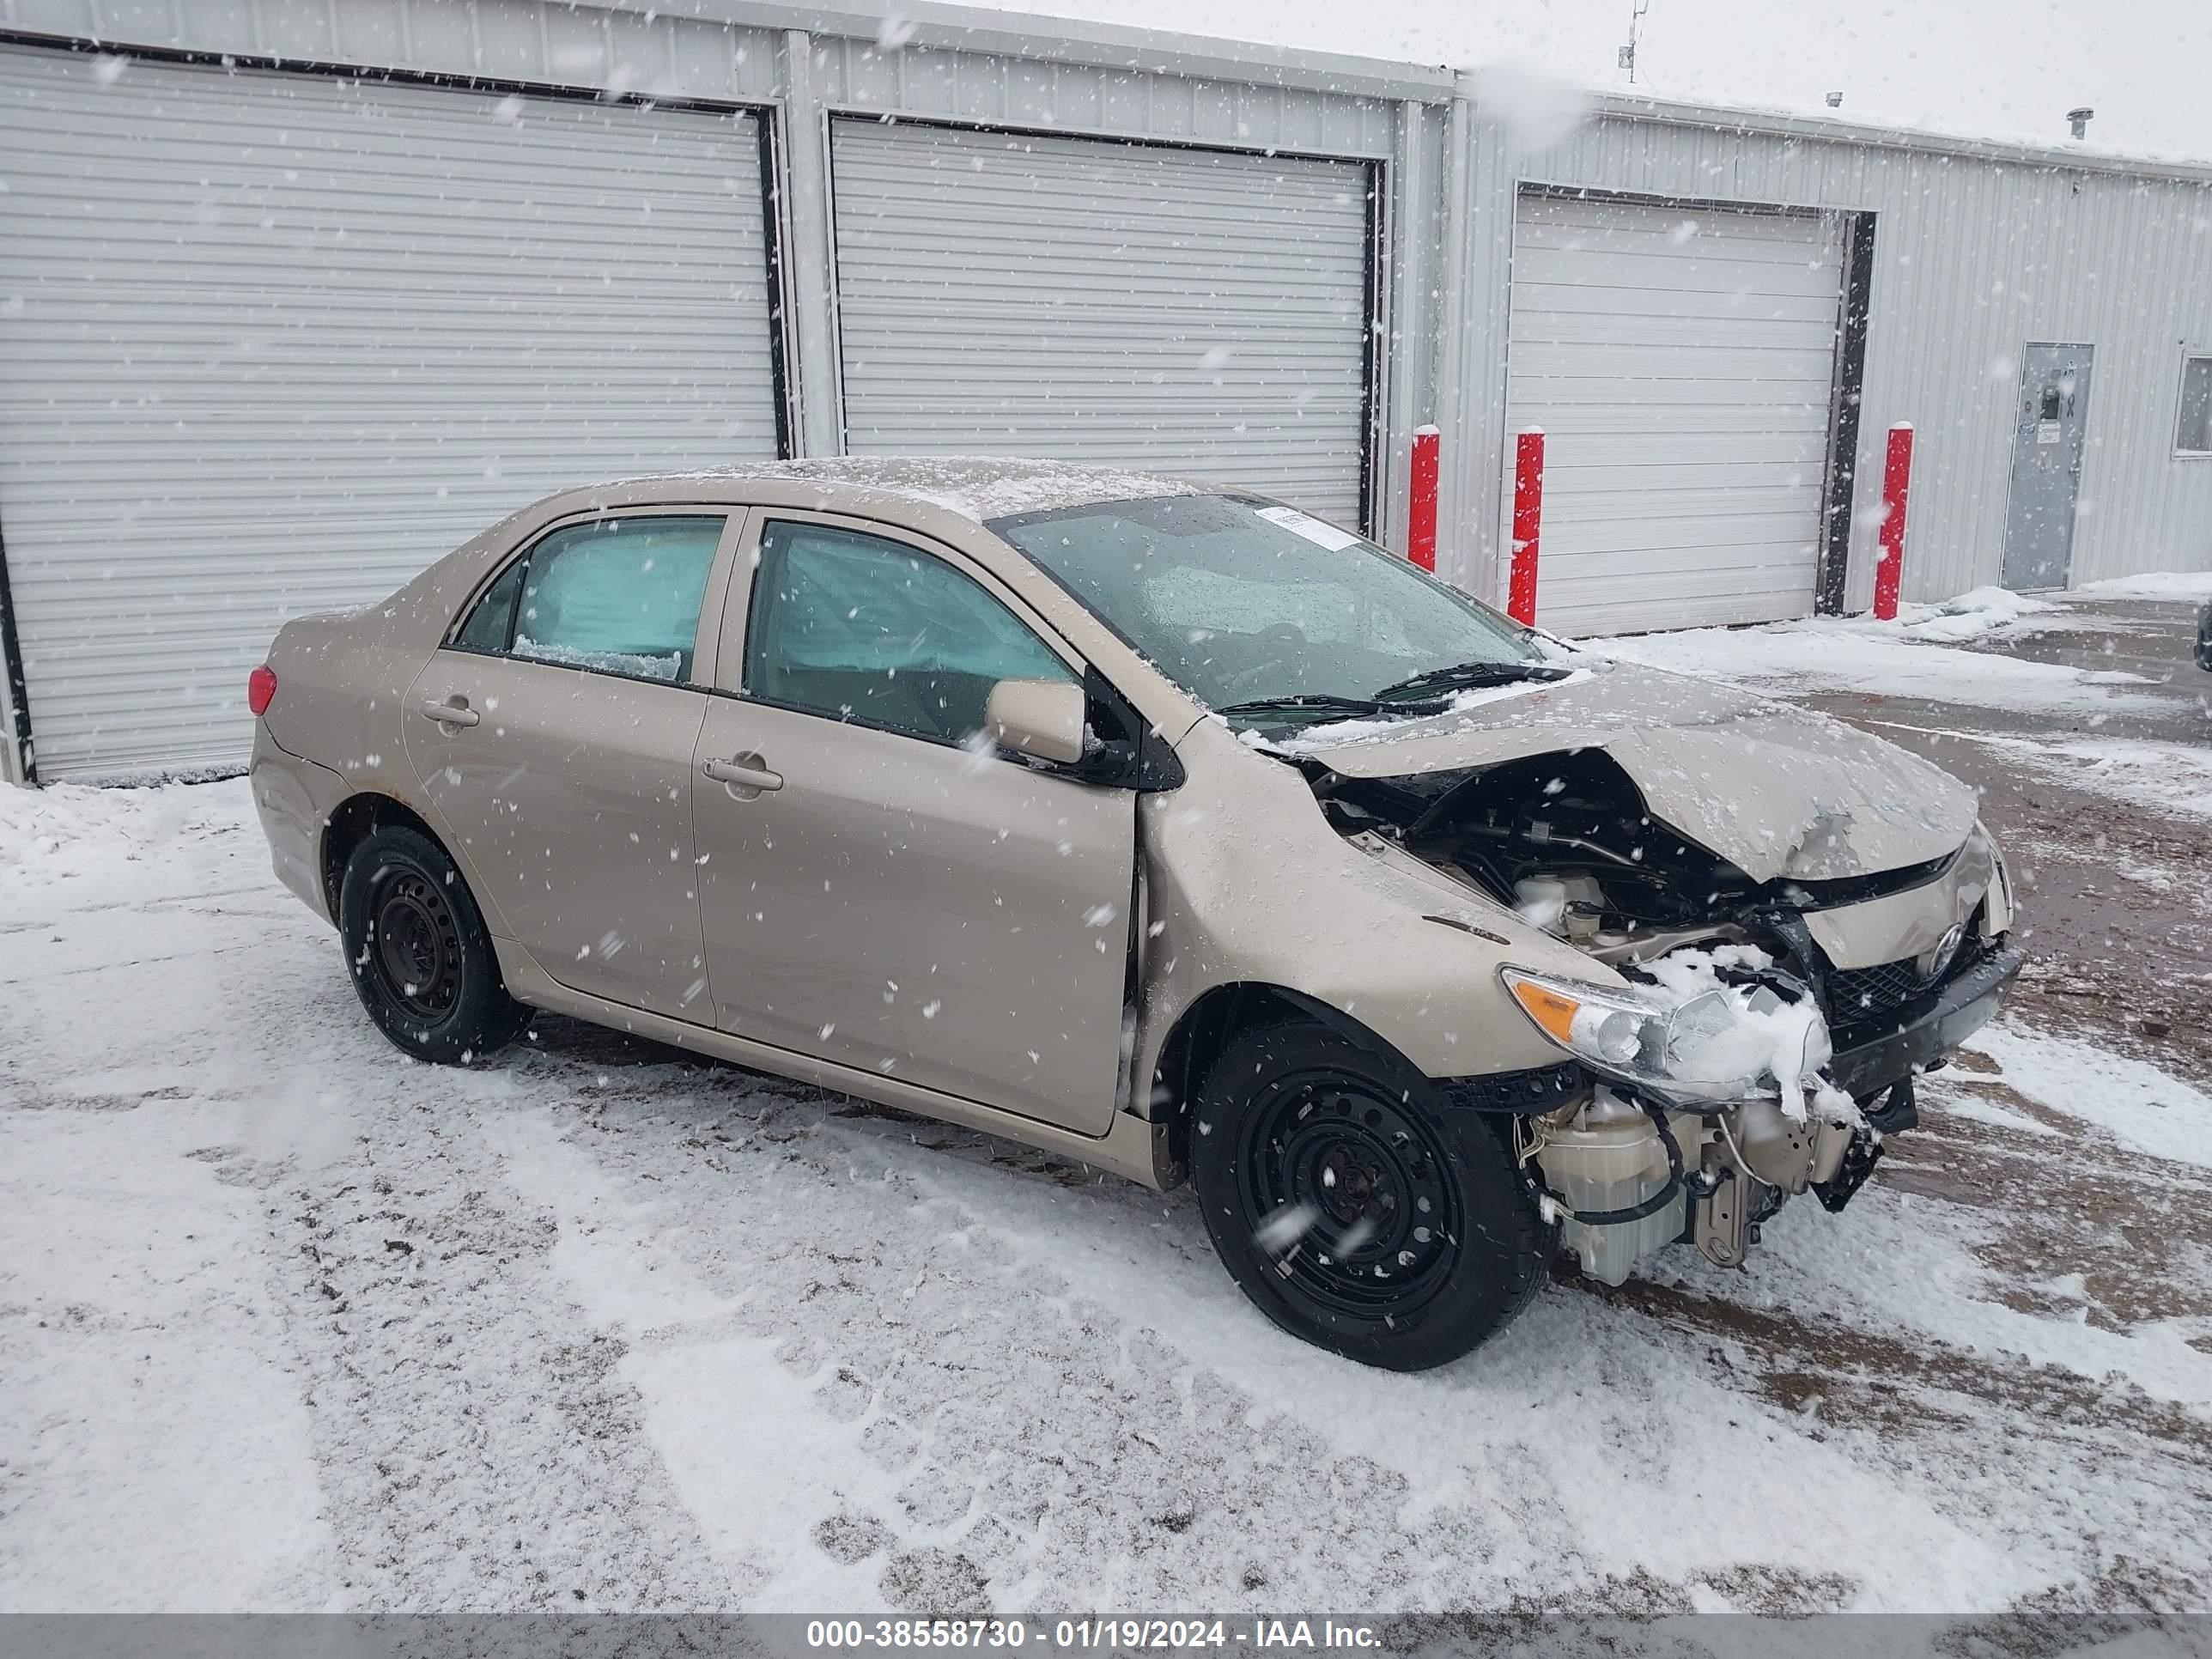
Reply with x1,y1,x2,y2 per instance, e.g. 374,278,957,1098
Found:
491,1063,2034,1613
490,1078,1554,1611
240,1066,741,1610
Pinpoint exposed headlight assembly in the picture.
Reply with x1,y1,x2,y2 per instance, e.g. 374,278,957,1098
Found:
1499,963,1834,1113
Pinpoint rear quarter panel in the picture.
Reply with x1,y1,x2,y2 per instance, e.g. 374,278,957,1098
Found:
261,601,433,787
248,724,353,921
256,523,516,918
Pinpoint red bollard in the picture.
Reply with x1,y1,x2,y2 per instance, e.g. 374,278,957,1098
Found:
1873,422,1914,621
1509,428,1545,625
1408,425,1440,572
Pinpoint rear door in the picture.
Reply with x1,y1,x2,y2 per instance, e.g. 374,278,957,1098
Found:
692,511,1138,1134
404,510,738,1019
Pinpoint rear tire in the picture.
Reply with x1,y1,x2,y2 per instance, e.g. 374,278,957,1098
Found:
1190,1018,1554,1370
337,824,524,1064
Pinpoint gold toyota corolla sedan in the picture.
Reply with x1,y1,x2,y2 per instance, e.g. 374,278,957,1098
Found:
250,458,2021,1369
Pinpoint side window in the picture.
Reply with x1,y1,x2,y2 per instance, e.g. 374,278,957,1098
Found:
453,556,526,653
494,514,725,683
745,520,1075,744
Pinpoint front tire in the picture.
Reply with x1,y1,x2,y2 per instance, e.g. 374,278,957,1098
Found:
337,823,524,1064
1190,1019,1554,1370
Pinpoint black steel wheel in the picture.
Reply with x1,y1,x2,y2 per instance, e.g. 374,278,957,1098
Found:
1240,1078,1462,1321
1192,1018,1554,1370
338,823,524,1064
370,869,462,1022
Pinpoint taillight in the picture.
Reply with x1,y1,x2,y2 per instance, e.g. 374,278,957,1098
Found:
247,664,278,716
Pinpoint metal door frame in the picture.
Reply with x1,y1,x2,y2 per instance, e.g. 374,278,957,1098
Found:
0,514,28,781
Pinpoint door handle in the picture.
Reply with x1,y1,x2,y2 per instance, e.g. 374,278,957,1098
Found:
418,697,480,727
702,754,783,793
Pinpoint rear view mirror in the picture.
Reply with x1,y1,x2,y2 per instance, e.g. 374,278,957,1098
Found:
986,678,1087,765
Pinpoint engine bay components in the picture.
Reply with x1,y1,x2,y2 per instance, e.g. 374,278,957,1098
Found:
1522,1071,1863,1283
1308,747,1993,985
1297,727,2014,1291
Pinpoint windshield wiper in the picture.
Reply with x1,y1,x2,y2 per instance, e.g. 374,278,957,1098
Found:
1370,659,1571,702
1214,692,1444,725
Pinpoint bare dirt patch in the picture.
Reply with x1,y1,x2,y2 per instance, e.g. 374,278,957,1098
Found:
1904,1082,2212,1330
1812,697,2212,1079
1561,1267,2212,1466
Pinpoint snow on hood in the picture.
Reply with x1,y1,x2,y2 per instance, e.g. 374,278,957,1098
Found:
1291,657,1979,883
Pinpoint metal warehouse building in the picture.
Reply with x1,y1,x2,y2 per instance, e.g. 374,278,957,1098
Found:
0,0,2207,781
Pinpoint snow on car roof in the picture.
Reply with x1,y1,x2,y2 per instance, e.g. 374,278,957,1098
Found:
637,456,1208,523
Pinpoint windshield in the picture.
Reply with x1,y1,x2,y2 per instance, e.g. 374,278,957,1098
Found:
989,494,1544,722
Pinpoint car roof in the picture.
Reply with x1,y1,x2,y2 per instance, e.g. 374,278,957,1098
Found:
611,456,1210,524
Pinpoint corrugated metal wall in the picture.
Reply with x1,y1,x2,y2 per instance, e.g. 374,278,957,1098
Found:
1468,112,2212,609
811,33,1401,158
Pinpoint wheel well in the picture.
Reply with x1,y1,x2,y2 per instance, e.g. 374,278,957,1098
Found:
1152,982,1391,1177
321,793,441,918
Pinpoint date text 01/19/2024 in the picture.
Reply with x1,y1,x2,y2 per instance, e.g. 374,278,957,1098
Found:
804,1620,1382,1650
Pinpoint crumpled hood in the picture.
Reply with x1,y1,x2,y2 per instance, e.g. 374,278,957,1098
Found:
1291,658,1979,883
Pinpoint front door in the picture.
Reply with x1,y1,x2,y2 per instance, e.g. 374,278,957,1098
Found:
2002,343,2094,590
692,513,1139,1134
404,511,736,1018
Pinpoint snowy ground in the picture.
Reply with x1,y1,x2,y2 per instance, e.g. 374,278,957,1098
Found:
4,592,2212,1618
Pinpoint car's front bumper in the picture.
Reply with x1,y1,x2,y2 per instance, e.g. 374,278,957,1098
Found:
1826,938,2025,1099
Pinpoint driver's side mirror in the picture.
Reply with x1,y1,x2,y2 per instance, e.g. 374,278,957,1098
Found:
985,678,1087,765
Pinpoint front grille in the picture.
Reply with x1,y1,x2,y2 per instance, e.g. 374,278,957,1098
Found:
1824,900,1993,1029
1826,956,1929,1021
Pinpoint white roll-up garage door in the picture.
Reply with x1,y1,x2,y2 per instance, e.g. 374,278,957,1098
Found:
1504,193,1848,635
0,46,781,780
830,120,1375,529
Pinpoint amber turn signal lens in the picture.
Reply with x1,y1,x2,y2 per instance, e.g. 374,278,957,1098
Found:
1506,978,1582,1046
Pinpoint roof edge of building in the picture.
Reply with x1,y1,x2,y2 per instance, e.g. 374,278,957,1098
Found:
25,0,2209,176
642,3,2212,179
629,0,1460,104
1538,84,2212,189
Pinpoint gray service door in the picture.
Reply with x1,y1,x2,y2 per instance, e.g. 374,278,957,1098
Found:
830,120,1376,528
2001,343,2094,591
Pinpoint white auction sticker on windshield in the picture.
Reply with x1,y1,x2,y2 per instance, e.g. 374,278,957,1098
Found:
1254,504,1360,551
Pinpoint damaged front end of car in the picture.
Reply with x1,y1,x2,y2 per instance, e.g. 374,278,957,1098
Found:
1301,741,2023,1285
